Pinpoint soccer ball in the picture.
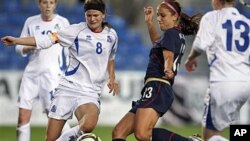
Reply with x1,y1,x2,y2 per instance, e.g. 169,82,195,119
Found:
76,133,102,141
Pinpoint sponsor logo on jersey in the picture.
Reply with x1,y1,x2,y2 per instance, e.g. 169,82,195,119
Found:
86,35,92,41
51,105,57,112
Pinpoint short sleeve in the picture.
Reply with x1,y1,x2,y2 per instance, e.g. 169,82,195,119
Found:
109,29,118,60
57,23,82,48
159,29,176,52
192,12,216,52
15,18,31,57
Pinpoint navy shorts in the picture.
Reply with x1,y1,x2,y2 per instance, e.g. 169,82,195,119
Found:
129,79,174,116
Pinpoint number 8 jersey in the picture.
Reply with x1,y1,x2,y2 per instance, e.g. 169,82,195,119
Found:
35,22,118,95
192,7,250,81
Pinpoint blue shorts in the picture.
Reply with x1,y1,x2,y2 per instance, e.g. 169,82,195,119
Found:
129,78,174,116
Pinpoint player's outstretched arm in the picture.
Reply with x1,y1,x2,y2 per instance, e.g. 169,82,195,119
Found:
1,36,36,48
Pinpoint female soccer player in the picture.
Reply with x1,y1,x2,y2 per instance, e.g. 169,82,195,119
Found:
185,0,250,141
14,0,70,141
1,0,119,141
112,0,202,141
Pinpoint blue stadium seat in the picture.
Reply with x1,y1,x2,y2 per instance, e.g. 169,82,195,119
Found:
2,0,20,14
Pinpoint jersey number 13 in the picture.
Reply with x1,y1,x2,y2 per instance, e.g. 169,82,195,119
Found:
222,19,249,52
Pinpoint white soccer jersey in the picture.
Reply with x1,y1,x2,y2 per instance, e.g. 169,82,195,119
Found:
16,14,70,83
192,7,250,81
35,22,118,96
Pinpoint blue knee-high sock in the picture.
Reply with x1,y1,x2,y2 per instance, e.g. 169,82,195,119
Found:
152,128,189,141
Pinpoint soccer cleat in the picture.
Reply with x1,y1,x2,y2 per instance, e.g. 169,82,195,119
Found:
188,134,203,141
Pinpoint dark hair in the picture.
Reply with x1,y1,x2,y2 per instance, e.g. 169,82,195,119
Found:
220,0,236,5
84,0,112,28
84,0,106,13
39,0,57,3
179,13,203,35
162,0,202,35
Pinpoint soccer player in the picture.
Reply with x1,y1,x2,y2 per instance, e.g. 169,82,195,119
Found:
1,0,119,141
14,0,70,141
184,0,250,141
112,0,203,141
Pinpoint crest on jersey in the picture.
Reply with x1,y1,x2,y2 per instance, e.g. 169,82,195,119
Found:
51,105,57,112
86,35,92,41
54,24,60,30
107,36,112,43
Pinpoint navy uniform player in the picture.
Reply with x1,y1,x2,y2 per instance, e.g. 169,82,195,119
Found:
112,0,202,141
1,0,119,140
14,0,70,141
185,0,250,141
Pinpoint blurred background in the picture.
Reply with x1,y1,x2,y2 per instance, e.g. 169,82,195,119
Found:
0,0,249,140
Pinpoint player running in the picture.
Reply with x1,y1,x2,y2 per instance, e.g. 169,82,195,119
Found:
185,0,250,141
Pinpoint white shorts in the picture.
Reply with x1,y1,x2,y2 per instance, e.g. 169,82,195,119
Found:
48,87,101,120
18,74,59,112
202,81,250,131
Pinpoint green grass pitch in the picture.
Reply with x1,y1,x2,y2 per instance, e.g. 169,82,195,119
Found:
0,125,229,141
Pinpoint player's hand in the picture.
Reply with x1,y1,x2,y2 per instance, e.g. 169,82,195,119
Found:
185,59,197,72
107,79,119,96
164,68,174,79
144,6,154,24
1,36,17,46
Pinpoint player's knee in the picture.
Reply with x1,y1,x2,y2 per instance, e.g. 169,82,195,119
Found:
79,123,95,133
134,129,150,141
45,135,58,141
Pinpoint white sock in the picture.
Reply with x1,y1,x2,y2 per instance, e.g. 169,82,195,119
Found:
208,135,229,141
57,125,83,141
17,123,30,141
62,122,71,133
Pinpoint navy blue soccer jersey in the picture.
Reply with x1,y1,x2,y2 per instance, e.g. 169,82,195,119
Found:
145,27,185,85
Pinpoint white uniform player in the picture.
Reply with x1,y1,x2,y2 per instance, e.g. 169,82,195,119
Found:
17,14,70,113
193,7,250,130
1,0,119,140
185,0,250,140
35,22,118,119
15,11,70,141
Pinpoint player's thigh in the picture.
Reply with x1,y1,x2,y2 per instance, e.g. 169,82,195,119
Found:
75,103,100,131
208,82,250,130
18,76,39,109
134,108,159,134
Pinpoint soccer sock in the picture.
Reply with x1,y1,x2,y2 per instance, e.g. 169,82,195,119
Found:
152,128,189,141
57,125,82,141
17,123,30,141
112,139,126,141
62,122,71,133
208,135,229,141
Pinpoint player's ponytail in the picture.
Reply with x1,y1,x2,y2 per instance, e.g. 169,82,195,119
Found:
179,12,203,35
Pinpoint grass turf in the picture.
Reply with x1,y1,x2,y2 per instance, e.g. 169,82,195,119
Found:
0,124,229,141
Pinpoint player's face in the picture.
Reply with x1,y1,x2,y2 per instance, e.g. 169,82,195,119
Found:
156,6,178,31
39,0,56,18
211,0,221,10
85,10,105,33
